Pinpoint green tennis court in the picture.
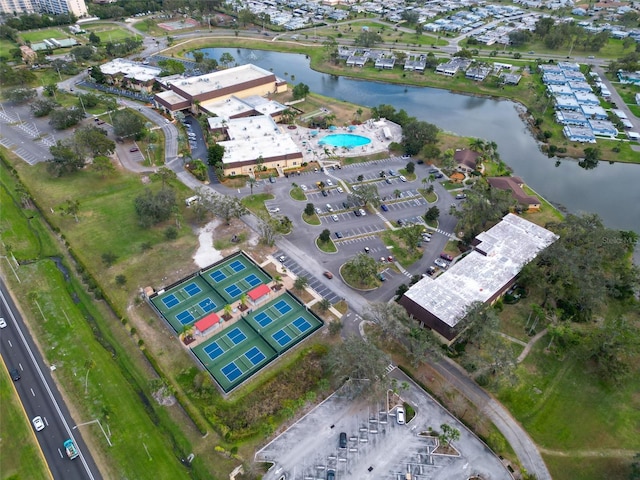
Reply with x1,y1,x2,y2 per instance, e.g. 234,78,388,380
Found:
148,252,323,393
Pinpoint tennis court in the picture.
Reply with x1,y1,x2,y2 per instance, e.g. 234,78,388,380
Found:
149,252,323,393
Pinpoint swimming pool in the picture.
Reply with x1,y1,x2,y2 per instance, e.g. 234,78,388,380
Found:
318,134,371,149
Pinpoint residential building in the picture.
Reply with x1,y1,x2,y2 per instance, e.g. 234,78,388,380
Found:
99,58,162,92
453,149,479,172
0,0,86,15
487,176,541,210
400,214,558,341
563,125,596,142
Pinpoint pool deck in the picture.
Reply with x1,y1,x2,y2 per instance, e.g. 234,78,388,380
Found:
288,118,402,165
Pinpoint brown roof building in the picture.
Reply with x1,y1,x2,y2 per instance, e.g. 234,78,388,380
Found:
487,176,541,210
454,149,480,172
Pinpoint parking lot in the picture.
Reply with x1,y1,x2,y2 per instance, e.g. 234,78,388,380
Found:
256,370,512,480
274,251,342,305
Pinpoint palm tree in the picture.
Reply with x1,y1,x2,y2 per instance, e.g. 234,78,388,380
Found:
247,176,256,195
469,138,485,153
239,293,248,310
394,189,402,199
223,304,233,319
274,274,282,289
421,177,428,189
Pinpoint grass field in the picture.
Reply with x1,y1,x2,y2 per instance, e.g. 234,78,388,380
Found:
20,28,69,43
94,28,139,43
0,362,51,480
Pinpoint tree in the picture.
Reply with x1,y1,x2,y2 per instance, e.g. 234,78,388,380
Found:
49,107,85,130
424,206,440,223
101,251,118,267
292,83,310,100
115,274,127,286
60,199,80,222
402,120,440,155
456,302,500,347
43,83,58,97
30,98,58,117
134,188,177,228
579,147,600,170
304,203,315,216
92,156,115,178
355,30,382,48
247,176,256,194
398,224,423,253
630,453,640,480
157,58,186,76
4,87,36,103
211,195,248,224
293,276,309,292
364,302,411,340
219,52,235,68
408,327,441,367
324,335,391,397
319,228,331,243
207,143,225,166
112,109,145,139
343,253,378,284
349,183,380,207
318,298,331,312
15,182,32,209
47,140,85,177
405,161,415,174
89,65,106,84
439,424,461,447
192,51,204,63
394,189,402,199
88,31,101,45
152,167,177,189
74,125,115,158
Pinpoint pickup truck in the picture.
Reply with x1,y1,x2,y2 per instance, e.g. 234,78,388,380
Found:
64,439,79,460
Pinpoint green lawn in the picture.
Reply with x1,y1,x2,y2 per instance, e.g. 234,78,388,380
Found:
0,364,50,480
20,28,68,43
0,38,17,55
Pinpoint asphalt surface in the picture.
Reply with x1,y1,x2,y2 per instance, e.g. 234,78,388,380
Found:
0,277,101,480
257,368,512,480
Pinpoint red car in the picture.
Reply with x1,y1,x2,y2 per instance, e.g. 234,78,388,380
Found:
440,253,454,262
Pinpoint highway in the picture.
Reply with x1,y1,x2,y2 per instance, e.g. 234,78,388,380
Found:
0,276,102,480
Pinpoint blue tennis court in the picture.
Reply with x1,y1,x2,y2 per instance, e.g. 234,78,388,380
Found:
225,284,242,298
176,310,194,325
162,294,179,309
221,362,243,382
184,282,202,296
272,330,292,347
275,300,293,315
254,311,274,328
245,346,266,365
209,270,227,283
198,298,217,313
244,274,262,287
229,260,246,273
227,327,247,345
293,317,312,333
204,341,224,360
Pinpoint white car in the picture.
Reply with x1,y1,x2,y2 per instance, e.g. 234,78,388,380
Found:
0,317,6,329
331,214,339,222
399,175,407,182
337,187,343,193
268,207,280,213
326,179,333,186
396,407,405,425
300,184,308,191
32,416,45,431
434,258,448,269
358,208,366,216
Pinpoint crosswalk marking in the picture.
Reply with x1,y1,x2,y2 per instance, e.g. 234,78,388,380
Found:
385,364,396,373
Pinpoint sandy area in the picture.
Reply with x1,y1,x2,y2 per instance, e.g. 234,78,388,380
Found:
192,219,224,268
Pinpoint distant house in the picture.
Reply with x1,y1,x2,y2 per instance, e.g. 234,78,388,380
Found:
454,149,480,172
500,73,522,85
465,66,491,81
19,45,37,65
618,71,640,85
487,176,541,210
563,125,596,143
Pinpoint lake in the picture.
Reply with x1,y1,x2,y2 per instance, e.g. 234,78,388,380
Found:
195,47,640,253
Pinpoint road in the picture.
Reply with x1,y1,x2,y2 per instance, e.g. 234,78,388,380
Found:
0,277,102,480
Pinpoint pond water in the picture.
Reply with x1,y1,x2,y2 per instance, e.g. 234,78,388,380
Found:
195,47,640,257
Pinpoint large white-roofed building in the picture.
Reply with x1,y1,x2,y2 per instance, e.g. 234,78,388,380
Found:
208,115,303,177
154,64,287,116
400,214,558,341
99,58,162,92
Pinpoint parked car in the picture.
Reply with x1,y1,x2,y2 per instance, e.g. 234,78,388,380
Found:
434,173,444,179
399,175,407,182
300,184,308,191
129,147,139,152
358,209,366,216
364,247,370,253
397,406,406,425
331,214,339,222
327,469,336,480
321,190,329,197
315,207,322,215
342,201,351,209
268,207,280,213
434,258,448,269
426,266,436,276
0,317,6,328
378,273,386,282
326,204,333,212
385,178,392,184
440,253,454,262
335,231,343,239
354,209,361,217
339,432,347,448
323,271,333,279
429,168,439,174
380,204,389,211
336,187,343,193
269,176,276,183
326,179,333,186
388,169,396,175
455,193,467,200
